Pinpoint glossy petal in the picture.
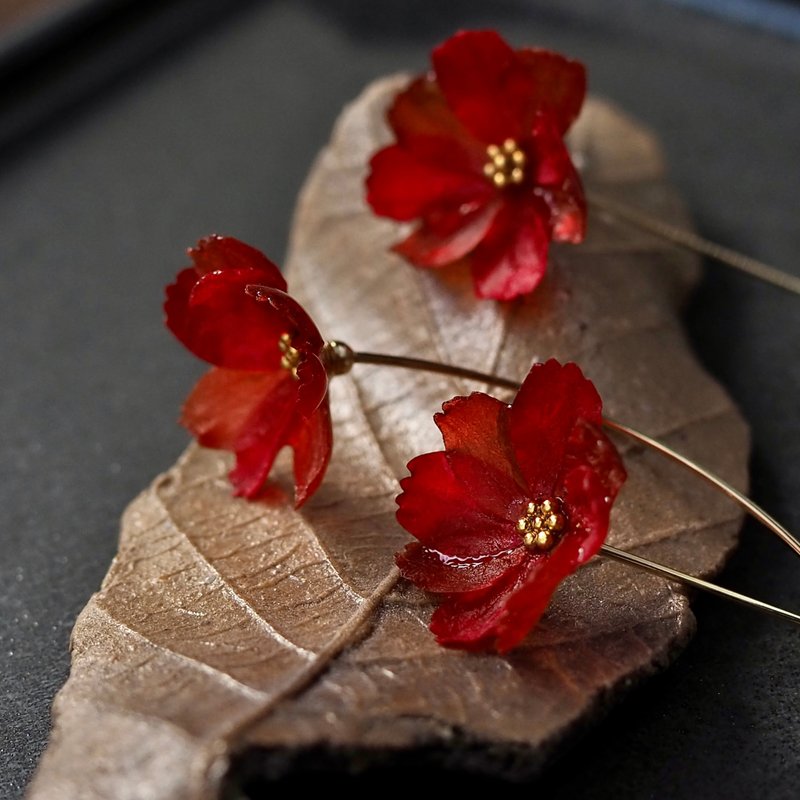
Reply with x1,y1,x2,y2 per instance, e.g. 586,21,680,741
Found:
180,367,287,450
166,267,286,370
227,375,300,499
527,113,586,243
490,466,614,652
511,48,586,135
180,366,298,499
393,199,499,268
243,287,325,353
396,452,523,558
289,399,333,508
396,541,526,594
189,235,287,288
563,421,627,504
469,199,551,300
508,360,603,497
432,30,519,143
429,564,531,651
367,145,488,221
434,392,523,488
388,76,486,172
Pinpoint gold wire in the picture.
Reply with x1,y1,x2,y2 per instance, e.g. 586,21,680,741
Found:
589,191,800,298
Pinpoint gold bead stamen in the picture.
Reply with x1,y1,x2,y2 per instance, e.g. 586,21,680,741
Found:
483,138,526,188
517,498,567,552
278,333,301,378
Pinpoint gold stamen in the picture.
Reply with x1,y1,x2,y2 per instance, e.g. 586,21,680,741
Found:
278,332,301,378
483,138,527,189
517,497,567,552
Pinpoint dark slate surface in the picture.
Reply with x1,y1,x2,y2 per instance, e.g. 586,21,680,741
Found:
1,1,798,798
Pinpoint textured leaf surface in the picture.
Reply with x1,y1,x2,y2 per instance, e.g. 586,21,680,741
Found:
29,78,748,799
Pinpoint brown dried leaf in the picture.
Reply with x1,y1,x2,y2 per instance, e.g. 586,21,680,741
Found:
29,78,748,799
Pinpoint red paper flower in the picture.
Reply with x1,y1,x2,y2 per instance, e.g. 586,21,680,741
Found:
366,29,587,301
395,360,626,652
165,235,332,507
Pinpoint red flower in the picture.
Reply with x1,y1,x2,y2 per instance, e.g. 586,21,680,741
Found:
165,235,332,507
366,30,587,301
395,360,626,652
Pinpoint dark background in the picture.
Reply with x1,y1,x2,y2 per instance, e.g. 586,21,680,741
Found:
1,1,799,798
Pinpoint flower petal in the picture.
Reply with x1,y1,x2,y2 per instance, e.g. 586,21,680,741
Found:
507,360,604,498
245,286,325,354
563,420,627,504
294,353,328,419
288,398,333,508
527,113,586,243
396,541,526,594
511,48,586,135
434,392,522,485
468,199,551,300
166,267,286,370
428,563,531,651
432,30,520,143
396,452,522,558
388,76,486,172
189,235,286,288
393,200,499,267
180,367,287,450
367,145,489,221
227,375,300,499
490,465,617,652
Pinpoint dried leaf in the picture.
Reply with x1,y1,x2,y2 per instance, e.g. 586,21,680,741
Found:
29,78,748,799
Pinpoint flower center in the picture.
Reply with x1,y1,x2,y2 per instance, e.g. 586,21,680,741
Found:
517,498,567,552
483,138,527,188
278,333,301,378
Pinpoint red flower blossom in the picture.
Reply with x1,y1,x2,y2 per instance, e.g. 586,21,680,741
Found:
366,29,587,301
164,235,332,507
395,360,626,652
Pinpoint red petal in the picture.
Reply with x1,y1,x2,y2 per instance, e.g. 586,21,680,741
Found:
429,563,531,651
388,77,486,172
180,367,287,450
397,541,526,594
396,452,522,558
245,287,325,354
430,464,613,653
434,392,522,487
492,466,614,652
164,267,200,347
468,199,550,300
508,360,603,498
168,268,290,370
294,353,328,419
563,421,627,504
510,48,586,135
393,200,499,267
189,235,286,289
366,145,488,221
432,30,519,143
526,114,586,243
288,398,333,508
227,375,300,499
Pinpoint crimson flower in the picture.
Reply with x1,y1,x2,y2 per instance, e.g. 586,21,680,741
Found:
395,360,626,652
165,235,331,507
366,29,587,301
